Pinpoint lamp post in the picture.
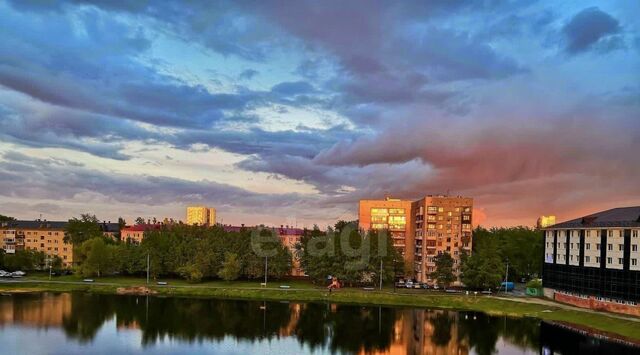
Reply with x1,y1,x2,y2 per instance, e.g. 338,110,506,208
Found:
379,259,383,291
264,256,268,287
504,258,509,294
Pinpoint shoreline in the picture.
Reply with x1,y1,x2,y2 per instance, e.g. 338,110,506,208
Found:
2,279,640,342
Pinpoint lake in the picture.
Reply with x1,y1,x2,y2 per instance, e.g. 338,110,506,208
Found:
0,292,637,354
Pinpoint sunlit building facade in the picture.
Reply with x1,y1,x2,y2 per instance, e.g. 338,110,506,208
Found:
359,197,413,265
186,206,216,226
412,196,473,284
359,195,473,283
537,215,556,229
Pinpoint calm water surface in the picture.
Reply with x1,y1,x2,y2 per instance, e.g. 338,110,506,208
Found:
0,292,637,354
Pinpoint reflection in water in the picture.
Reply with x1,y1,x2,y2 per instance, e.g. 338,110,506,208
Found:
0,292,637,354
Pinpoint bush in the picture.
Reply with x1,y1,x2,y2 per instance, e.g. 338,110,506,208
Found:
526,279,542,288
178,263,203,283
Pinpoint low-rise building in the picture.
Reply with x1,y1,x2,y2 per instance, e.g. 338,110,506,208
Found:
0,220,120,267
542,206,640,316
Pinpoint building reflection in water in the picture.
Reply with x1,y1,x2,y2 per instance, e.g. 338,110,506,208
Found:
0,292,637,354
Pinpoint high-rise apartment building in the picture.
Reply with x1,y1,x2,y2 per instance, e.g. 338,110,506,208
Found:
412,196,473,284
186,206,216,226
359,197,413,261
359,195,473,284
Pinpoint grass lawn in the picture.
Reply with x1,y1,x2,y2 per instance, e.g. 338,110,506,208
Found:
3,275,640,342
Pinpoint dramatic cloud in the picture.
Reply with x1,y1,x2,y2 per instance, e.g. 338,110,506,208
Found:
563,7,622,54
0,0,638,226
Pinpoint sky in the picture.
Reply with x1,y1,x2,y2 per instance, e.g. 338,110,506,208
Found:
0,0,639,228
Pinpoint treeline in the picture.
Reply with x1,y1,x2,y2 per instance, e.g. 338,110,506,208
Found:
461,226,543,290
72,224,293,282
298,221,402,286
0,249,62,272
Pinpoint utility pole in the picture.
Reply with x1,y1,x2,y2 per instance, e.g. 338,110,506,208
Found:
504,258,509,294
264,256,268,287
379,260,383,290
146,253,150,285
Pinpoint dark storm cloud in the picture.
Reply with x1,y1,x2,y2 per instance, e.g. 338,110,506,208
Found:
563,7,622,54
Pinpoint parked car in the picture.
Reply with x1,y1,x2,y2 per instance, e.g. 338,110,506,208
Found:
421,283,430,289
0,270,8,277
432,284,440,290
12,271,26,277
413,283,422,289
405,281,414,288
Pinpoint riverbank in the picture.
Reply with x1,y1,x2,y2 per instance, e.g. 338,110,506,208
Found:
2,277,640,342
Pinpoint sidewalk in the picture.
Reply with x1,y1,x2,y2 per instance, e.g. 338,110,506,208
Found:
491,295,640,323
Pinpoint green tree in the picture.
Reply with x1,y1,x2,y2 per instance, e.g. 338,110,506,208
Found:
3,250,47,271
430,253,455,288
76,238,115,277
218,252,241,281
460,242,504,290
0,214,16,222
177,263,203,283
65,214,103,245
135,217,146,225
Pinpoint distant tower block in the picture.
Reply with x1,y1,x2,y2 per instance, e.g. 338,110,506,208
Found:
186,206,216,226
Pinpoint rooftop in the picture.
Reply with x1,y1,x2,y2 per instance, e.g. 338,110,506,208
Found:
548,206,640,229
0,220,120,232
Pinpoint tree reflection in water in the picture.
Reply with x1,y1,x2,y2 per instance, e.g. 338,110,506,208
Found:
0,292,635,354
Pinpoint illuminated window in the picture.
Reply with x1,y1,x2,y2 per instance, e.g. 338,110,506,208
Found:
438,207,444,212
371,208,389,215
388,208,405,214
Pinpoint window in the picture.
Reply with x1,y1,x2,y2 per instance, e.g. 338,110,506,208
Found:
633,259,638,266
596,257,600,263
585,256,590,263
619,244,624,251
609,230,613,237
618,258,623,264
633,230,639,238
633,245,638,252
571,243,574,249
586,243,590,250
607,257,612,264
596,243,600,250
608,244,613,251
438,207,444,212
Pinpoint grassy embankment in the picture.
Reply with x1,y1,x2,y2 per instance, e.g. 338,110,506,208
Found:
2,274,640,342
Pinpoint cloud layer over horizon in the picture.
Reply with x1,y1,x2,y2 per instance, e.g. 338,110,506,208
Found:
0,0,638,227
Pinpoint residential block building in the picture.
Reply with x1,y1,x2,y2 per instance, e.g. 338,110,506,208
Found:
0,220,120,267
542,207,640,316
121,224,164,244
186,206,216,226
359,198,413,261
359,195,473,284
412,196,473,284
